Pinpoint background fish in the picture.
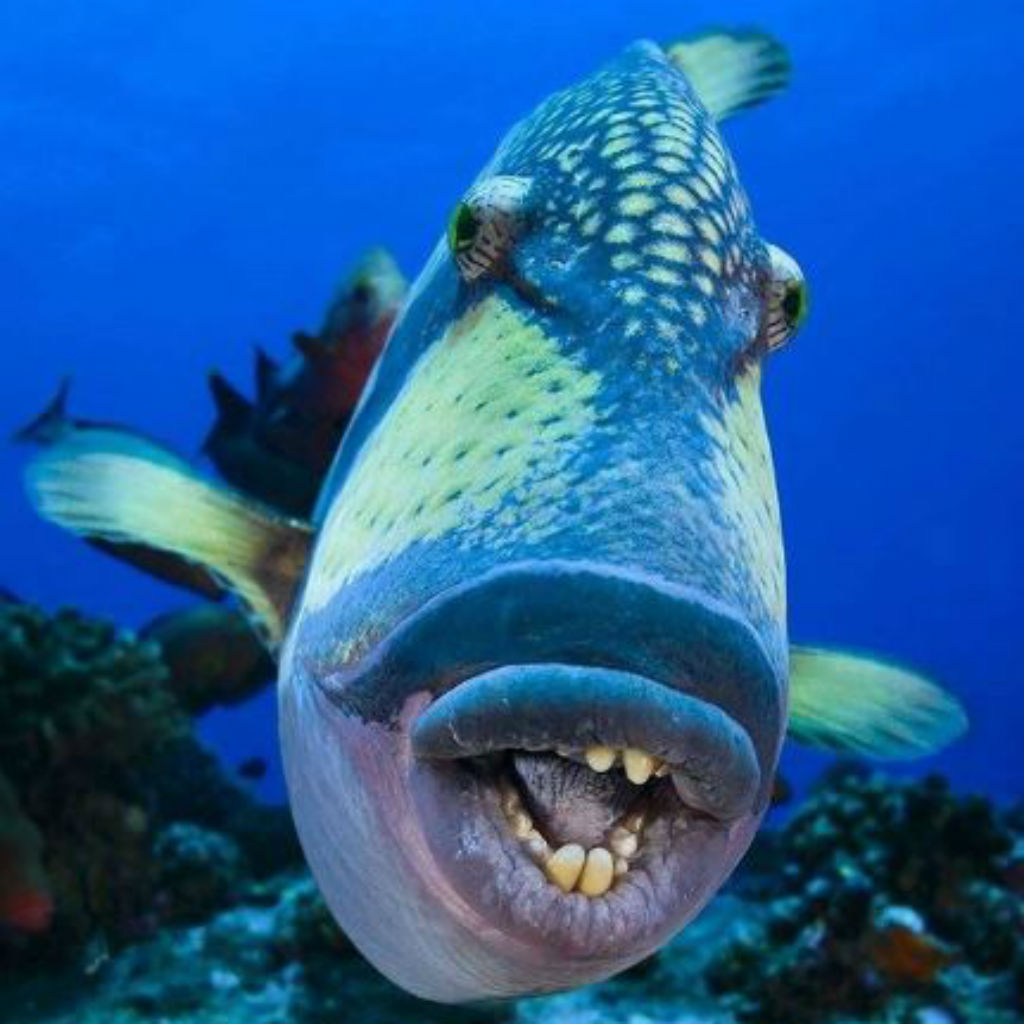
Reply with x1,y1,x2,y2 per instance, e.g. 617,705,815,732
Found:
21,27,966,1004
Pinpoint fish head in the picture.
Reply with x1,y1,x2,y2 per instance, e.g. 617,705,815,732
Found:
280,39,806,1002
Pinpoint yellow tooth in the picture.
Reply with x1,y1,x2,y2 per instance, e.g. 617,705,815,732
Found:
511,811,534,839
613,856,629,877
623,748,656,785
584,745,616,772
544,844,586,893
610,827,638,859
578,847,614,897
655,763,670,777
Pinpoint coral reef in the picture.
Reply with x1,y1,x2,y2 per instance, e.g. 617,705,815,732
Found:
4,874,514,1024
0,601,300,967
0,772,52,936
152,824,245,925
0,603,185,783
706,765,1024,1024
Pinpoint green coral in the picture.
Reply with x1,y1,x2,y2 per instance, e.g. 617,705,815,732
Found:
707,767,1024,1024
0,603,188,957
0,603,186,785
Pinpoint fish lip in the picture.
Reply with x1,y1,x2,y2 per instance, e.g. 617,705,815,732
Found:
411,662,761,821
318,558,784,793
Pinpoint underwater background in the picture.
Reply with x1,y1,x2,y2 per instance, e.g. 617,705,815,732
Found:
1,1,1022,1022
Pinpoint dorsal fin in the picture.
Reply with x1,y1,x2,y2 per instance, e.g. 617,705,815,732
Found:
24,431,312,647
14,378,73,445
208,371,253,431
665,29,791,122
787,646,968,759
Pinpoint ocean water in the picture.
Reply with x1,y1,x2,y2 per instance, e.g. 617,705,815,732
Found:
0,2,1021,1018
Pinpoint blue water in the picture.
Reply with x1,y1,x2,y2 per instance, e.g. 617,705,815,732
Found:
1,0,1020,805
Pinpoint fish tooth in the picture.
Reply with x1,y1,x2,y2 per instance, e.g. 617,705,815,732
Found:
578,847,614,897
613,856,629,877
584,745,616,773
623,810,646,833
610,827,638,859
511,811,534,839
544,844,586,893
501,788,522,816
654,763,671,777
525,832,550,863
623,748,655,785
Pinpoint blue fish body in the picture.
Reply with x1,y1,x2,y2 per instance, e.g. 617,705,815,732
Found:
281,40,788,1001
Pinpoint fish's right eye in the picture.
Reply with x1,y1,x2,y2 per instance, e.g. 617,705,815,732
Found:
446,175,532,283
762,243,808,353
448,202,480,255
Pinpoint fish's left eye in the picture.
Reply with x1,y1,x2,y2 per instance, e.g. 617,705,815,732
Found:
763,243,808,352
446,175,532,283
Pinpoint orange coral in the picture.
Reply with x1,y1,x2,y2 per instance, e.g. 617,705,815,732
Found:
867,917,952,986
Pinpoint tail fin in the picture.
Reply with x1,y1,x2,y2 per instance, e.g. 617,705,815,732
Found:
25,431,311,646
788,646,968,760
665,29,791,122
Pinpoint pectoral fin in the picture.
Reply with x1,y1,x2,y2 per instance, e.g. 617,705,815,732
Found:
665,29,791,122
788,646,968,759
24,431,311,647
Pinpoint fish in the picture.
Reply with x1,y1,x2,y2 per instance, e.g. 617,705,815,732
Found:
0,773,53,936
140,605,275,713
15,383,227,600
22,28,967,1003
204,247,406,516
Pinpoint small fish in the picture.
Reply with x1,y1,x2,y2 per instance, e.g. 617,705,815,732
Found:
140,605,274,714
0,774,53,936
237,756,268,781
204,248,406,516
24,28,966,1002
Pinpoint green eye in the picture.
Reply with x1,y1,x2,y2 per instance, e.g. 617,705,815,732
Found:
445,175,533,283
447,202,480,255
763,243,807,352
781,278,809,331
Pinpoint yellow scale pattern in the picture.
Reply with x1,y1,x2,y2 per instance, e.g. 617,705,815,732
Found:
695,366,785,622
303,296,602,610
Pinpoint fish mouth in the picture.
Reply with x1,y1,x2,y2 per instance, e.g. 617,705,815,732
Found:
409,662,760,962
317,561,783,980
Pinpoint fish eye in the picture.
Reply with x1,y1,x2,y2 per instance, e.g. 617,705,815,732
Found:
447,202,480,255
763,243,808,352
446,175,532,283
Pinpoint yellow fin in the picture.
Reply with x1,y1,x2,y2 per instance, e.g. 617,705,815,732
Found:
788,646,968,759
665,29,791,122
24,431,311,647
